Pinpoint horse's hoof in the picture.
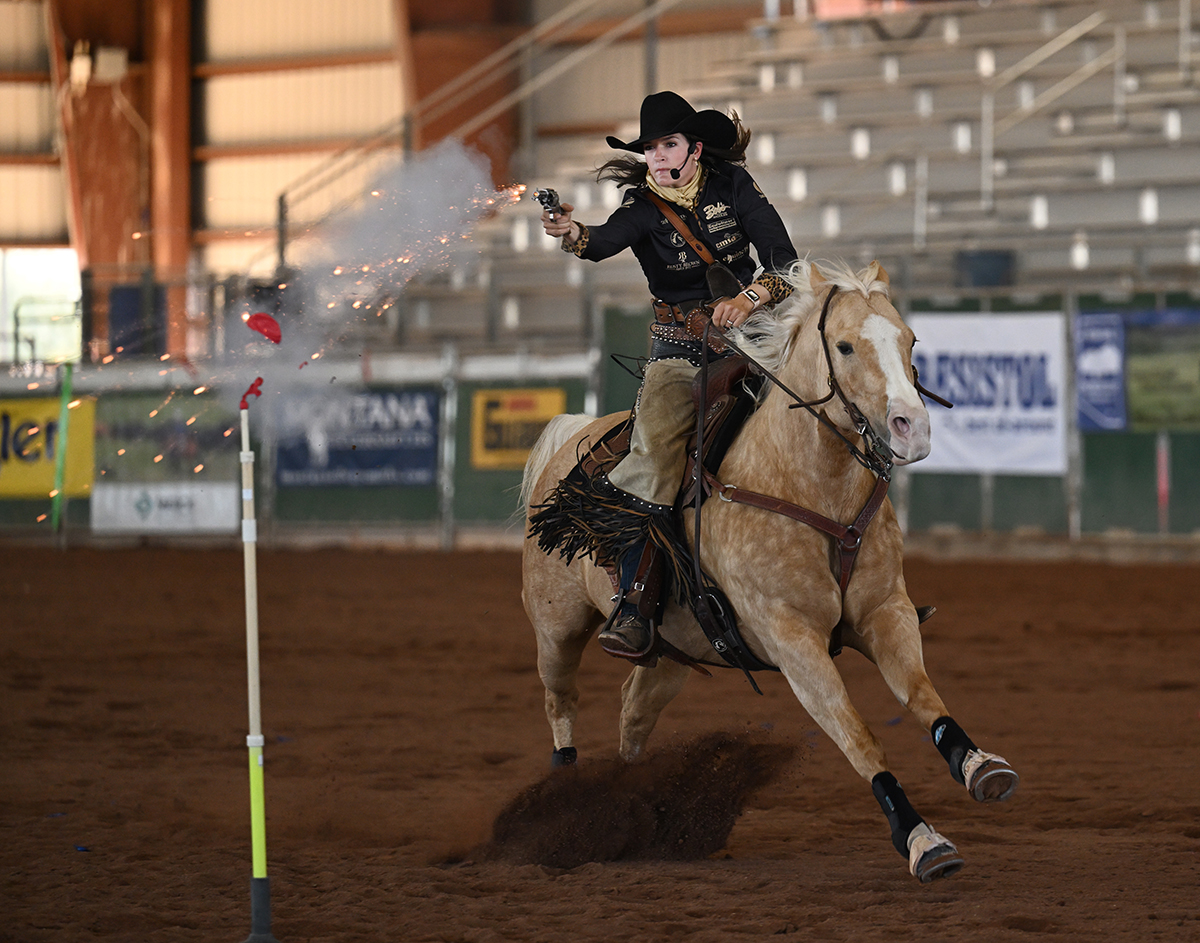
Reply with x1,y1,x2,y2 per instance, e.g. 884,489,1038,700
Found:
551,746,577,767
963,749,1019,802
907,823,964,883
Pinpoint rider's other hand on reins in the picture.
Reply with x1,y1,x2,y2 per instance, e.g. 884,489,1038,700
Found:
541,202,578,243
711,282,766,330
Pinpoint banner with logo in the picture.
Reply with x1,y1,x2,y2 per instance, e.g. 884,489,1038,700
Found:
0,397,95,497
908,313,1067,475
1074,313,1127,432
471,387,567,470
91,481,239,533
276,389,439,487
1122,308,1200,429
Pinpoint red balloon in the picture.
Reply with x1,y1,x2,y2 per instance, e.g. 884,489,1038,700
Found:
240,377,264,410
246,312,282,344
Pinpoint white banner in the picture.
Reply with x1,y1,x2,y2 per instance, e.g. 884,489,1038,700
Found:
91,482,239,534
908,313,1067,475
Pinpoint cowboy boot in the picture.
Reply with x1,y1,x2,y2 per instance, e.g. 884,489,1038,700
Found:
599,539,663,657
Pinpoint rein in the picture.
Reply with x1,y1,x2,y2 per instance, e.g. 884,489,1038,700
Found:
716,286,895,479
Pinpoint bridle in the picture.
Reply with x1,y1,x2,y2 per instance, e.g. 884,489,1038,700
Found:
703,284,951,480
685,283,953,681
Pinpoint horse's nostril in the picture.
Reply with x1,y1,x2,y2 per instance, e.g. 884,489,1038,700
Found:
892,416,910,436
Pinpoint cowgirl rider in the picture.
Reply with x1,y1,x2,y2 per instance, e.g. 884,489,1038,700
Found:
534,91,799,658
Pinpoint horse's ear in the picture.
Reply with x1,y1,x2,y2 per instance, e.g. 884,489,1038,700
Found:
865,260,890,287
809,263,829,292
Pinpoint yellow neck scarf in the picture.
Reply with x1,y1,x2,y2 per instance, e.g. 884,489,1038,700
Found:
646,165,705,209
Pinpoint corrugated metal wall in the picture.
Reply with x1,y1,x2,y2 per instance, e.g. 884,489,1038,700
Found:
0,83,56,151
203,64,403,145
0,1,66,244
0,166,66,242
204,0,395,60
198,0,403,275
0,1,48,70
532,32,757,126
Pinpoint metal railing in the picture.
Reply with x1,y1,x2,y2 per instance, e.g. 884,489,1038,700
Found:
272,0,692,273
6,297,82,366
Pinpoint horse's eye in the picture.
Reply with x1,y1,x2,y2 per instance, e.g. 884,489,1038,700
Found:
836,342,854,355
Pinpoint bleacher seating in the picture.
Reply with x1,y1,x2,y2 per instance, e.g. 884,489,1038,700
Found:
394,0,1200,349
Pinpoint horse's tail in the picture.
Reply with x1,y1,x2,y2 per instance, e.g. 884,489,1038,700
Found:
519,413,594,514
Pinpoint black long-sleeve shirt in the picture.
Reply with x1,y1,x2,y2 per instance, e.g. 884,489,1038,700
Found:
566,163,798,306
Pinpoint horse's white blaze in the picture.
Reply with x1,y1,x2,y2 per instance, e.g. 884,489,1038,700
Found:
861,313,930,464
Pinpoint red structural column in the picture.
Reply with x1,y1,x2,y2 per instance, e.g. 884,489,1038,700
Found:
149,0,192,357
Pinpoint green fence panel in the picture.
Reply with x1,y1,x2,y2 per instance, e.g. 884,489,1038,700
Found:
907,473,982,530
1081,432,1157,533
0,498,89,527
1169,432,1200,533
992,476,1068,533
603,304,651,416
273,485,439,522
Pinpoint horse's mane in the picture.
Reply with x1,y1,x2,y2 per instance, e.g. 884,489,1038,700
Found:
732,258,891,375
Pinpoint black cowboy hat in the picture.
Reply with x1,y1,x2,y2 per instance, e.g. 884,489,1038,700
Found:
606,90,736,152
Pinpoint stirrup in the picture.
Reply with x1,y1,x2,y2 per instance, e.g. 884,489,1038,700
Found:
599,608,655,659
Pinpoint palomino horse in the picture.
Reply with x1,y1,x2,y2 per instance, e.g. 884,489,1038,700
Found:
520,260,1018,882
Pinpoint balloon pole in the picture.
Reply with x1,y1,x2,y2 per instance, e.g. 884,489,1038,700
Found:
238,377,279,943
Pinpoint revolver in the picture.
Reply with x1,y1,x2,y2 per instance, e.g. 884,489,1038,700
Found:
532,187,564,220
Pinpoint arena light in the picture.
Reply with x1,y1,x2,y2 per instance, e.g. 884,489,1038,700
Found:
851,128,871,160
820,93,838,124
503,296,520,330
953,122,972,155
1070,231,1090,271
510,217,529,253
788,167,808,202
1139,188,1159,226
757,132,776,164
915,87,933,118
1163,108,1182,142
1030,195,1049,230
821,204,841,238
572,182,593,211
1187,229,1200,265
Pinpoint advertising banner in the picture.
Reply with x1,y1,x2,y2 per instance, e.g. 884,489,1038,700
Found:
91,481,239,533
276,389,439,487
1074,313,1127,432
908,313,1067,475
470,387,567,470
0,396,95,497
1122,308,1200,429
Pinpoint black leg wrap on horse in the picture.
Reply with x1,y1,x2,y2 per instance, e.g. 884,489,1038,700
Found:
872,771,925,858
931,716,978,786
551,747,577,768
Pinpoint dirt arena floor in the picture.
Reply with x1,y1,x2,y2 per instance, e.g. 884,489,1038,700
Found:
3,544,1199,942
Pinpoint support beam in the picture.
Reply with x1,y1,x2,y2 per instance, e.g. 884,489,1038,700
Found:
402,0,524,184
46,0,148,358
149,0,192,357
